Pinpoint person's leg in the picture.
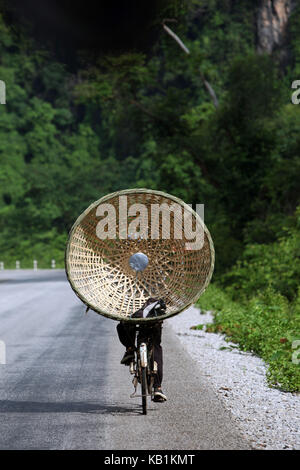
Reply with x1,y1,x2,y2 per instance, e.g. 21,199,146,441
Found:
116,322,136,364
151,322,167,401
137,322,167,401
152,323,163,388
117,322,136,348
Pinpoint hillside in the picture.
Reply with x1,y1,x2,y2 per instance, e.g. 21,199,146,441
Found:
0,1,299,390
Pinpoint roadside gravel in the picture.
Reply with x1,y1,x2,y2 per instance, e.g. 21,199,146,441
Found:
167,306,300,450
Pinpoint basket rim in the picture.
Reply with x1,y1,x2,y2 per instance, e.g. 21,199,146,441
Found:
65,188,215,322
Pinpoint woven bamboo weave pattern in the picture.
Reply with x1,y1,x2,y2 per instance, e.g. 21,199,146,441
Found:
65,189,214,322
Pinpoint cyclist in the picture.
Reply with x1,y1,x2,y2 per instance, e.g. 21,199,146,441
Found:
116,298,167,402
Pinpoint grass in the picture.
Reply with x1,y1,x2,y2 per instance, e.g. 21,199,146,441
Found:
196,284,300,393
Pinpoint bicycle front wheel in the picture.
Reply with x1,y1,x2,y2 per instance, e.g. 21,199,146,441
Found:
141,366,147,415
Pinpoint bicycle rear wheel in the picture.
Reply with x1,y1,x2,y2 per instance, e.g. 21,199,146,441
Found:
141,366,147,415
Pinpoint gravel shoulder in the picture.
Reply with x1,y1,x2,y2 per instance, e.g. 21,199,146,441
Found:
167,306,300,450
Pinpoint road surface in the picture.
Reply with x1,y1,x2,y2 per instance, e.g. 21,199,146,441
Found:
0,270,250,450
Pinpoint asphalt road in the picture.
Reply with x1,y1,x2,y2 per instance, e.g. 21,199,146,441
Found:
0,270,250,450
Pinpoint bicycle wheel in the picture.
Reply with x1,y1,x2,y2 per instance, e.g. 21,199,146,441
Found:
141,366,147,415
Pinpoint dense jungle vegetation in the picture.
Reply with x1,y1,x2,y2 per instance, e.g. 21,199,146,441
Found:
0,1,299,390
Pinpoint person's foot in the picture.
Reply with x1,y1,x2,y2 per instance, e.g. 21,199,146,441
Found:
153,387,167,402
120,348,135,365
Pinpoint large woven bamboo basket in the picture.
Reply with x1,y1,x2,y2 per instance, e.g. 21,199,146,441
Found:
65,188,214,322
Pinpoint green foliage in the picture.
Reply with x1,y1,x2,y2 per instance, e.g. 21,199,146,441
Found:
289,3,300,77
223,207,300,302
0,15,146,266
